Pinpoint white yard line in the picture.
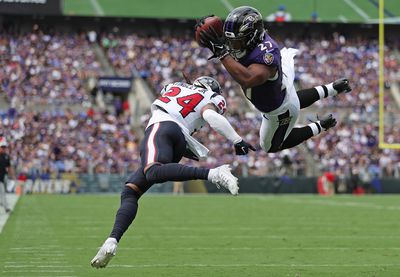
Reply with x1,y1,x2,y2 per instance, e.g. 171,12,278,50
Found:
283,198,400,211
338,15,349,23
220,0,234,12
109,263,400,268
2,270,75,273
5,261,67,264
1,210,77,277
7,253,66,256
368,17,400,24
89,0,104,16
10,246,400,251
6,262,399,270
0,194,19,233
114,246,400,251
343,0,370,20
61,234,400,239
1,274,78,277
4,265,78,268
9,245,63,249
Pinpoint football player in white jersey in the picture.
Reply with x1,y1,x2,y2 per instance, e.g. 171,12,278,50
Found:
91,76,255,268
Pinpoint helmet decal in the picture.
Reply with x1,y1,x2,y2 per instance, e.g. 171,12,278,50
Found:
193,76,222,94
239,15,256,33
225,31,236,38
223,6,265,59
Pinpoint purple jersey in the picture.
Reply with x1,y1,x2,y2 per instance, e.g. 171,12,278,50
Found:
239,33,284,113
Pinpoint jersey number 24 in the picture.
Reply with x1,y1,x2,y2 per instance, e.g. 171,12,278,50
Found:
158,87,204,118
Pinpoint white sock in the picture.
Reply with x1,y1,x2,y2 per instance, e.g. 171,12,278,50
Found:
308,121,322,136
315,83,337,99
208,168,217,181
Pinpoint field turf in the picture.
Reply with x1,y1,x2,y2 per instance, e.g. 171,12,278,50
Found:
63,0,400,23
1,194,400,276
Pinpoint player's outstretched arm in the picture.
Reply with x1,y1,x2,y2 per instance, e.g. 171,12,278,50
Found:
201,104,255,155
220,57,276,90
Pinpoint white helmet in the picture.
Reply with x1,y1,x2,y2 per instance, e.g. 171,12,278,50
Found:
193,76,222,94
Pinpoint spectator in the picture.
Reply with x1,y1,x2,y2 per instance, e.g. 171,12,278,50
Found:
1,25,399,180
311,12,320,22
266,5,292,22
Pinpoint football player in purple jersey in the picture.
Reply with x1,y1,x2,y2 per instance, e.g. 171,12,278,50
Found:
197,6,351,153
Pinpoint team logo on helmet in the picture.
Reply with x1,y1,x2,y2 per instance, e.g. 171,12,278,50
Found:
239,15,256,33
263,52,274,65
193,76,222,94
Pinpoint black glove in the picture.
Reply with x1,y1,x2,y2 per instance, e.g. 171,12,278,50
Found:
183,148,199,161
318,114,337,131
195,15,214,30
333,78,352,93
199,26,229,60
234,140,256,155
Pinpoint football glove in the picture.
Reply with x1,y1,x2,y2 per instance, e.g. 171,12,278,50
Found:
199,27,229,60
234,140,256,155
333,78,352,93
194,15,214,30
183,148,199,161
318,114,337,131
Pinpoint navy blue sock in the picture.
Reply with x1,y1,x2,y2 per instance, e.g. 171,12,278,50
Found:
109,186,140,242
297,88,320,109
280,127,314,151
145,163,209,184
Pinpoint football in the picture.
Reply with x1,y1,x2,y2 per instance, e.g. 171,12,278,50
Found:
195,16,224,45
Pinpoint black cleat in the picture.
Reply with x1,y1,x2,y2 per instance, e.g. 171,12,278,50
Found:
333,78,352,94
319,114,337,131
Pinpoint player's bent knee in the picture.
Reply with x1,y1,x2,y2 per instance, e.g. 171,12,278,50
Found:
260,141,272,153
144,163,162,184
121,185,141,200
267,143,282,153
143,162,161,175
126,168,150,194
267,147,280,153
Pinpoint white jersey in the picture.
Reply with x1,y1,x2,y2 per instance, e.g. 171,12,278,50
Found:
147,82,227,134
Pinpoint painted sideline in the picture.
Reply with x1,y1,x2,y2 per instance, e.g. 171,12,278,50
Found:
0,194,19,233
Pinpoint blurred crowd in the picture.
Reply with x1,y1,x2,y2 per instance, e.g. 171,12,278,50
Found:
0,25,103,108
1,25,399,182
102,31,400,179
0,109,139,177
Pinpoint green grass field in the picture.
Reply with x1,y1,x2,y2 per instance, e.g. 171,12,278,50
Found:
1,194,400,276
63,0,400,23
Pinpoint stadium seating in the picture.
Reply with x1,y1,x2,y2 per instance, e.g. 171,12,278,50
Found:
1,25,399,180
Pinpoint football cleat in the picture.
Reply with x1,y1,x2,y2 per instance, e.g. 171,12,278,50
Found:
333,78,352,94
208,164,239,195
90,237,118,268
319,114,337,131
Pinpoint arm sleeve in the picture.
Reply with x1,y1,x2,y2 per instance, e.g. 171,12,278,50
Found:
209,94,227,114
202,109,242,144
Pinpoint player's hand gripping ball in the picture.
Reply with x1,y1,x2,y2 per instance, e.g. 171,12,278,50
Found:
195,15,224,46
195,15,228,60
